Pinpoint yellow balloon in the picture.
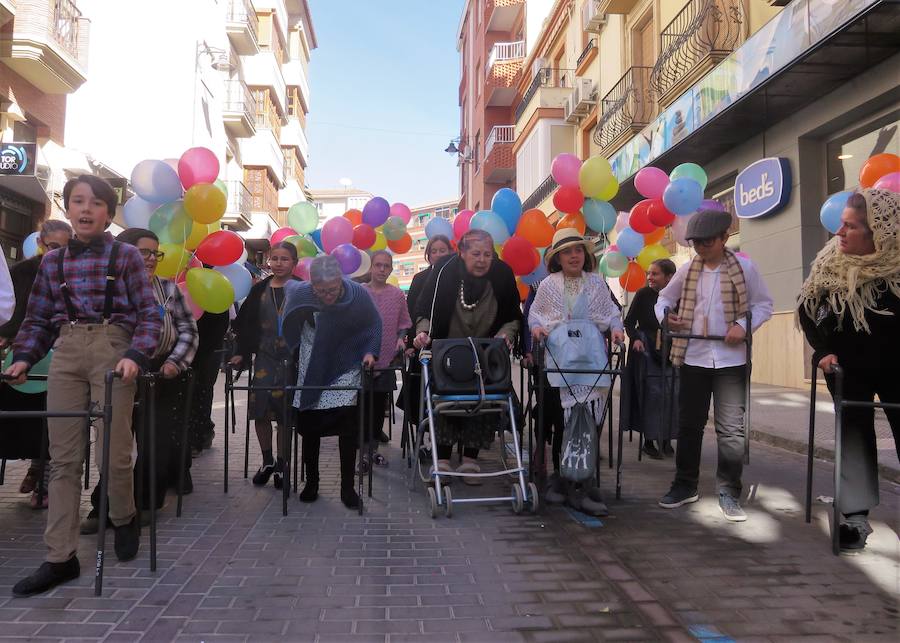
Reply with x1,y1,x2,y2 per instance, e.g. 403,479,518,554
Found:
156,243,190,278
186,267,234,314
185,221,220,251
370,230,387,251
595,175,619,201
184,183,227,224
636,243,670,271
579,156,614,199
386,275,399,287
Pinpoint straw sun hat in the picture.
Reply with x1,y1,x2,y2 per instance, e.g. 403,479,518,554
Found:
543,228,595,266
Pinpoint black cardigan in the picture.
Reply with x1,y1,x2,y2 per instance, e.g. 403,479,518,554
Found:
0,255,41,341
231,275,300,362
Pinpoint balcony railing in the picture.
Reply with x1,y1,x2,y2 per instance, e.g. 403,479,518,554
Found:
223,79,256,118
485,125,515,157
226,181,253,219
576,38,596,68
593,66,656,152
53,0,81,59
515,68,575,123
227,0,259,37
486,40,525,72
522,175,558,212
650,0,745,106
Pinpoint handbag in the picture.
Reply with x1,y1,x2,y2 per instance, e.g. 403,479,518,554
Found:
545,319,609,389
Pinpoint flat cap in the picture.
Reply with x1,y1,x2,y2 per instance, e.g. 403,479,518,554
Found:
685,209,732,241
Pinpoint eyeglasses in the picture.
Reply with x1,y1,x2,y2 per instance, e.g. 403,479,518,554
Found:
44,242,63,251
138,248,165,260
313,285,342,298
691,237,719,248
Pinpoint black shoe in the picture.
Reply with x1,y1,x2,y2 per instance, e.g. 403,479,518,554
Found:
201,431,215,450
114,516,140,562
341,487,360,510
79,509,112,536
299,481,319,503
252,463,276,486
658,486,699,509
179,470,193,495
662,441,675,457
12,557,80,597
839,520,873,553
642,442,663,460
376,430,390,444
273,471,283,490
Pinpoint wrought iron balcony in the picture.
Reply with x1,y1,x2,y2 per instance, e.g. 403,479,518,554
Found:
593,66,656,154
576,38,597,69
515,68,575,124
53,0,81,59
522,175,558,212
222,181,253,231
650,0,746,107
222,79,257,138
226,0,260,55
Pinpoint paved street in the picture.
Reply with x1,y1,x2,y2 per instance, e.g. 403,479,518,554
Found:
0,374,897,642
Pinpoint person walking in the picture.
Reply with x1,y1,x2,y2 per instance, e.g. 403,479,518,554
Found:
655,209,773,522
798,188,900,552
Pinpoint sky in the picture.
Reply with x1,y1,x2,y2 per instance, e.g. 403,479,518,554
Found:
304,0,464,206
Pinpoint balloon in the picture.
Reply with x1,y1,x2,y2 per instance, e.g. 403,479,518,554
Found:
819,191,852,234
321,216,354,253
453,210,475,241
382,216,407,241
595,174,619,202
551,153,583,188
163,158,180,173
287,201,319,234
331,243,361,275
343,209,363,226
390,203,412,225
671,213,695,247
873,171,900,192
636,243,670,270
149,201,192,244
628,200,656,233
501,236,540,276
352,223,377,249
177,281,204,319
155,243,190,278
196,230,244,266
470,210,509,244
2,350,52,394
515,209,555,247
582,199,617,233
521,261,549,286
425,216,454,241
284,234,318,258
310,228,324,250
734,251,750,260
178,147,220,189
185,221,220,251
187,267,234,313
270,226,298,246
644,227,666,245
634,166,669,199
616,227,645,258
557,212,586,235
387,233,412,254
614,211,630,232
516,279,530,302
670,162,708,191
214,179,228,197
553,185,585,214
362,197,390,227
350,251,372,279
700,198,726,212
370,229,388,251
214,262,253,301
491,188,523,234
647,199,676,227
131,159,183,203
859,153,900,188
184,183,227,224
663,178,704,216
294,256,314,280
578,156,613,198
123,196,160,229
599,250,628,278
387,275,400,287
619,261,646,292
22,232,39,259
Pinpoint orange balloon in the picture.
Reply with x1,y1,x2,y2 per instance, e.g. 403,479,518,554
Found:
387,232,412,254
644,227,665,244
859,153,900,188
557,212,586,235
619,261,646,293
343,209,363,226
516,278,530,302
516,208,555,248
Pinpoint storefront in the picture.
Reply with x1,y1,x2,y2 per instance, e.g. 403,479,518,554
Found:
0,140,48,264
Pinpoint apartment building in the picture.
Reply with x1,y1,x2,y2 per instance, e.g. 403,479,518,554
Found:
309,187,374,225
391,199,459,292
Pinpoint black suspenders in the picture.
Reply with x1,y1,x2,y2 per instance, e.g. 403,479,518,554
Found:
56,242,121,324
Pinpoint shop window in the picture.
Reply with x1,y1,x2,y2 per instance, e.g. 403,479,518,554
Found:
826,112,899,194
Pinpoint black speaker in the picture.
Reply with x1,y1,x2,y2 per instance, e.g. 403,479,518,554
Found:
430,338,511,395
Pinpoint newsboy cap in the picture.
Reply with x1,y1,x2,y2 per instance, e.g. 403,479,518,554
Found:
685,209,732,241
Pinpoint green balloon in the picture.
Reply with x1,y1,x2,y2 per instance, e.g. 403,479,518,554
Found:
2,350,52,394
599,251,628,278
288,201,319,234
149,201,191,244
669,163,708,191
284,234,318,258
214,179,228,198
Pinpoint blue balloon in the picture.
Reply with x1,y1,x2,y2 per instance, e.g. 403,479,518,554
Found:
22,231,40,259
469,210,510,244
310,228,324,250
617,227,645,258
663,178,704,216
521,261,548,286
131,159,183,203
820,191,851,234
214,262,253,301
491,188,523,235
582,199,617,233
425,216,453,240
123,196,160,229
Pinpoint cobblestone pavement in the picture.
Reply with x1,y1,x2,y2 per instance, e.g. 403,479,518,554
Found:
0,376,896,642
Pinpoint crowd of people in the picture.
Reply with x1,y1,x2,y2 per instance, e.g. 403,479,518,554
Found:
0,174,896,599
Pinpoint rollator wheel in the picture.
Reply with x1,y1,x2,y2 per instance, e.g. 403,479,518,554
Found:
511,484,524,515
415,419,433,485
426,486,438,519
528,482,539,514
443,486,453,518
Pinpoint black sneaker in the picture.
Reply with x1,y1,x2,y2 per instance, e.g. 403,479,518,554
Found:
662,441,675,457
114,516,140,562
12,557,80,597
839,519,873,554
79,509,112,535
658,486,699,509
642,442,663,460
341,487,360,510
376,430,390,444
299,481,319,503
252,463,276,486
201,430,215,450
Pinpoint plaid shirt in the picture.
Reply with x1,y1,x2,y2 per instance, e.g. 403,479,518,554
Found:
152,276,198,371
12,233,161,369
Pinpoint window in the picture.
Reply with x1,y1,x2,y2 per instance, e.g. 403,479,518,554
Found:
826,112,899,194
250,87,282,139
474,131,480,174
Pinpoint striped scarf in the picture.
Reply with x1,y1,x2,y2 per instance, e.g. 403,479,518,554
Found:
670,249,747,366
150,277,177,360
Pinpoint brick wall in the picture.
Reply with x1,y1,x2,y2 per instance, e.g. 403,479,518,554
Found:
0,63,68,142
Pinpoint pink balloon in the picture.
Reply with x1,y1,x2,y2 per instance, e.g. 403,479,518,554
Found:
634,166,669,199
177,280,204,319
390,202,412,225
271,226,298,246
614,211,630,233
735,251,750,259
294,256,314,280
453,210,475,241
551,153,583,189
607,244,619,253
320,216,353,253
178,147,220,189
873,171,900,193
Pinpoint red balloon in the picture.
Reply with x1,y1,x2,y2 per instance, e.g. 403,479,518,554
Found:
628,200,656,233
387,233,413,254
553,186,585,214
501,235,540,276
343,209,363,226
647,198,676,227
619,261,646,292
352,224,376,250
195,230,244,266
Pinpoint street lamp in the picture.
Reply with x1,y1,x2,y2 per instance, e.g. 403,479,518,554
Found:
192,40,235,144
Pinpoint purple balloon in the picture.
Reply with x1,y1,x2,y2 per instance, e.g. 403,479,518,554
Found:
700,198,726,212
362,197,390,227
331,243,362,275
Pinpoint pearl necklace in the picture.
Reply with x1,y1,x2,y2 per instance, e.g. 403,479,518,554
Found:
459,282,479,310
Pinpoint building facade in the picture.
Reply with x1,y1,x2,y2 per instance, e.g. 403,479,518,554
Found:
391,199,459,292
308,187,374,225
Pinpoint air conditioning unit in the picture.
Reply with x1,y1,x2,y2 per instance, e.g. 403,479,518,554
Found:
563,94,581,123
572,77,596,114
583,1,607,33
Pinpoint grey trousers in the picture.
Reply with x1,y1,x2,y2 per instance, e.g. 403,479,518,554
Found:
673,365,746,498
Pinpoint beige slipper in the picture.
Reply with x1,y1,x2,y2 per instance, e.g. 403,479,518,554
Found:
456,461,482,486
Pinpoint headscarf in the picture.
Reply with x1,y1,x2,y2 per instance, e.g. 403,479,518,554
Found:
799,188,900,333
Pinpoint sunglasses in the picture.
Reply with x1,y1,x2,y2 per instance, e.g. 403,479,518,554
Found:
138,248,165,260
